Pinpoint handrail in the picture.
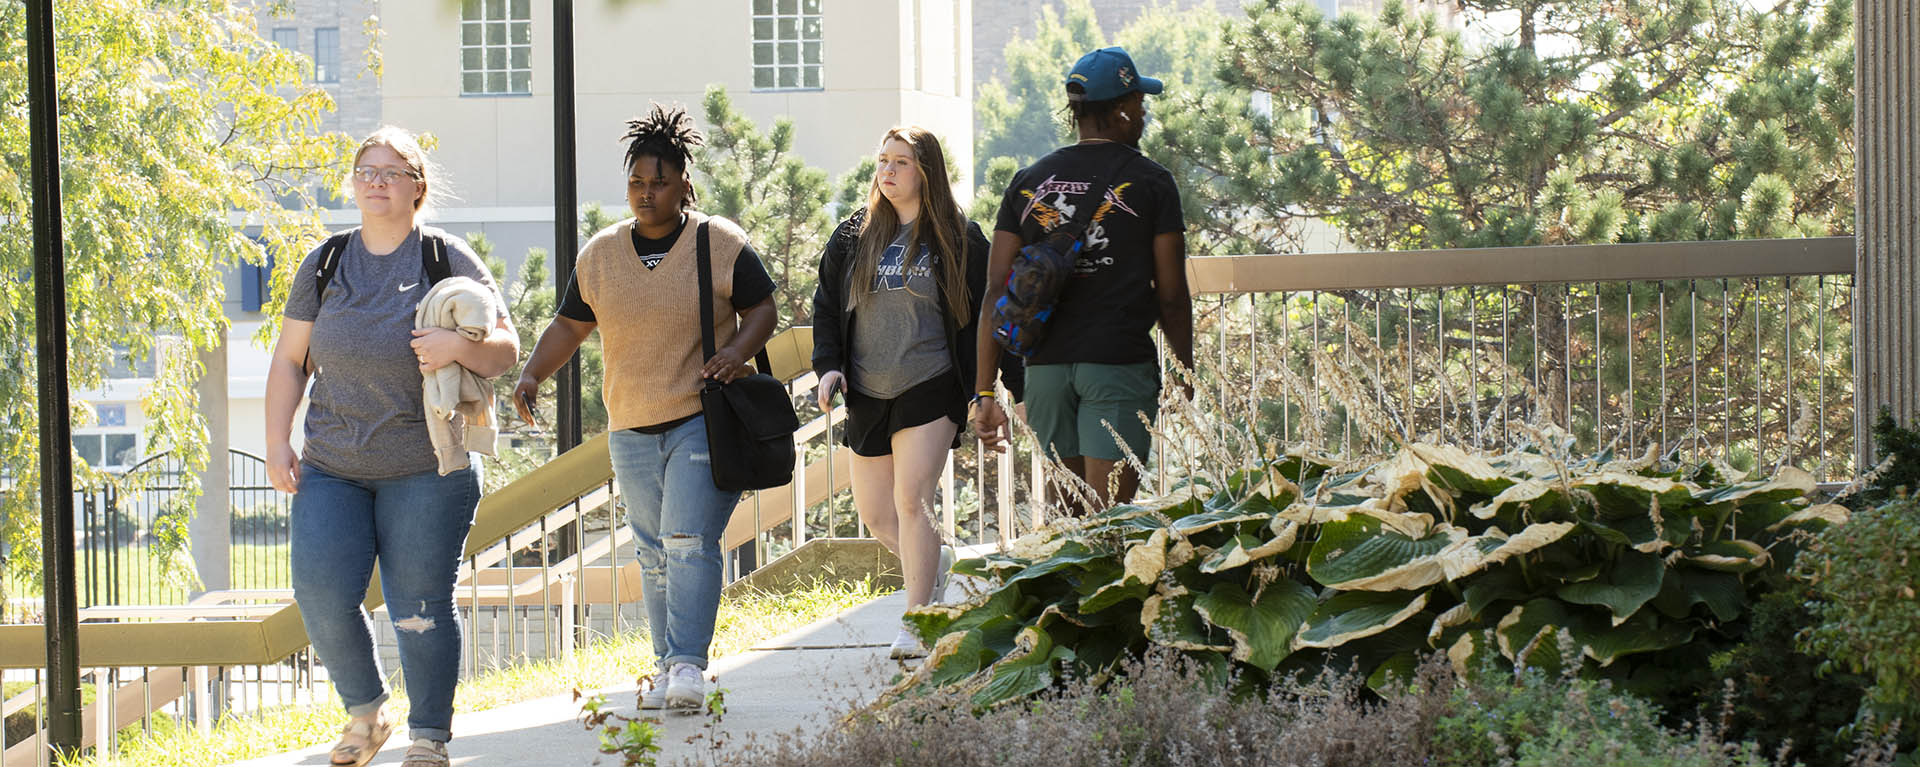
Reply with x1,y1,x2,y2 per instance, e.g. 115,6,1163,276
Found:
0,327,823,669
1185,236,1854,294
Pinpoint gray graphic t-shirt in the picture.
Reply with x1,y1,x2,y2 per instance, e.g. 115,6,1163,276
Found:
850,223,951,398
283,227,505,480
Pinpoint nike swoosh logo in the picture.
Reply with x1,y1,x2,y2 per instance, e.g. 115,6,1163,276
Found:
398,282,419,292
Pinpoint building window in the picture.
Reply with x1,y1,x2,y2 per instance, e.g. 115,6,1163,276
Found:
752,0,822,91
271,27,298,52
314,27,339,83
73,433,139,470
462,0,532,95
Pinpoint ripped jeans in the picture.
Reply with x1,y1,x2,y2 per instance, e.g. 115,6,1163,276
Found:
608,417,741,672
290,462,477,744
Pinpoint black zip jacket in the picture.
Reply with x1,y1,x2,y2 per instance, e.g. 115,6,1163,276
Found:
811,208,1024,403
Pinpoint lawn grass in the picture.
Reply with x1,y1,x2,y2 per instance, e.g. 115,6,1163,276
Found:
48,577,889,767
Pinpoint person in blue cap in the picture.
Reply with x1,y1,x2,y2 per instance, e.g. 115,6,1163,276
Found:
971,46,1194,513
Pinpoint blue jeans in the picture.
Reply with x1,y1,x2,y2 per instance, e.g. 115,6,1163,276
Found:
608,418,741,671
290,462,478,744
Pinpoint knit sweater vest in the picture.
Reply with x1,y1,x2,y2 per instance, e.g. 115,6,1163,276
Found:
578,212,749,431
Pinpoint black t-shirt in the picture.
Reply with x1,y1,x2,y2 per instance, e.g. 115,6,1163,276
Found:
993,142,1184,365
556,215,777,322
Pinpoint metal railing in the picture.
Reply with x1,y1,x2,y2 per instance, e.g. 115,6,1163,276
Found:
1184,237,1856,480
0,236,1860,762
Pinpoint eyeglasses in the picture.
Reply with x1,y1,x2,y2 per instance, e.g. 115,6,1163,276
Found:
351,166,420,185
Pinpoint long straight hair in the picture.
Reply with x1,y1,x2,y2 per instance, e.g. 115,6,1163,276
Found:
846,126,969,318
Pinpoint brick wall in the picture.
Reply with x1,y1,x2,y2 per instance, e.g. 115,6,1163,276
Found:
245,0,383,140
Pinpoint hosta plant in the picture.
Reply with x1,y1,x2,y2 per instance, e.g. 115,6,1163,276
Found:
899,442,1845,708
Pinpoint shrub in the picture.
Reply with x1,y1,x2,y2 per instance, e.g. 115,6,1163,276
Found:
1709,587,1875,765
1799,494,1920,724
898,441,1843,710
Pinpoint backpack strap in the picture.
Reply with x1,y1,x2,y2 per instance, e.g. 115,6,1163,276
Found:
303,231,354,376
420,230,455,286
310,231,354,310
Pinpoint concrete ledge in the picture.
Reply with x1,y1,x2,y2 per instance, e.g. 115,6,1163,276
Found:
723,538,901,597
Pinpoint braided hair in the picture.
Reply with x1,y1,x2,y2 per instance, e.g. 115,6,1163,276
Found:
621,103,704,209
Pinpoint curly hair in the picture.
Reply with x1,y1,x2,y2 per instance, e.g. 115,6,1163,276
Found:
622,102,704,173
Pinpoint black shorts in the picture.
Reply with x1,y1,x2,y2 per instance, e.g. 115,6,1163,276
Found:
841,372,966,457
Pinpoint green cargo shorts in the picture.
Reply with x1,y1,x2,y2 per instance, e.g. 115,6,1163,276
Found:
1024,361,1159,462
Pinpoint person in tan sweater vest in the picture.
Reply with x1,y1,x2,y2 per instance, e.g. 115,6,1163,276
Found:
512,105,778,710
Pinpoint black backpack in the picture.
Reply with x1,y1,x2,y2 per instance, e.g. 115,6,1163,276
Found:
301,229,456,374
991,152,1135,357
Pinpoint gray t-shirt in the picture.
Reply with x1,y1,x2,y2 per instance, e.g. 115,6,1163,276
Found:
850,223,951,398
283,226,505,480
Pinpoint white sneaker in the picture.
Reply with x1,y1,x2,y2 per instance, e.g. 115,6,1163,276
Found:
664,662,705,709
932,544,955,603
638,671,669,709
889,626,927,659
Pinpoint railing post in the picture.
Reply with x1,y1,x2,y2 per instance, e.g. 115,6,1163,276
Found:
1854,0,1920,465
25,0,81,754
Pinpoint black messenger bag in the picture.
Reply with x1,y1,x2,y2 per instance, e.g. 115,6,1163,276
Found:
694,221,799,492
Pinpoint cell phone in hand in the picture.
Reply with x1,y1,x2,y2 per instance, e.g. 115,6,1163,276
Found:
518,391,539,426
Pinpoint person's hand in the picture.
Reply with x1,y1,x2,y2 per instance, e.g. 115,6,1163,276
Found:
816,370,845,412
971,397,1009,453
267,442,302,494
512,375,541,426
702,346,752,383
409,328,464,372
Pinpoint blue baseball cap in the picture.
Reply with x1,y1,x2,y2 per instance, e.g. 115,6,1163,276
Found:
1065,46,1163,102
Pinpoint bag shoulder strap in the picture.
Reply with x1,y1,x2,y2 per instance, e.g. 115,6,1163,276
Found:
420,230,455,286
695,221,774,377
311,231,355,308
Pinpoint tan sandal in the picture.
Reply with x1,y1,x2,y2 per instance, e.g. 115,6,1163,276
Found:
401,737,449,767
328,715,393,767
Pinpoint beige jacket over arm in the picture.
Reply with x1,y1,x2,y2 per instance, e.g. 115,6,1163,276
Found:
414,276,500,475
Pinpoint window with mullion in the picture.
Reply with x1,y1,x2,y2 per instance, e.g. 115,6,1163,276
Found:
751,0,822,91
460,0,532,95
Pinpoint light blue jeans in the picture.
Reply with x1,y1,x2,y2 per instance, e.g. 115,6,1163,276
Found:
290,462,478,744
608,418,741,671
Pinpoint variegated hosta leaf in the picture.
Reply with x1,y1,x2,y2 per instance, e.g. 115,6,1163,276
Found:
1411,443,1518,498
1765,503,1848,532
1199,522,1299,573
1683,539,1770,572
1577,611,1695,666
1193,580,1317,671
971,627,1076,708
1309,513,1461,592
1469,479,1571,523
1436,521,1578,581
1142,587,1233,653
1495,599,1574,672
1556,550,1665,625
1002,539,1107,588
1123,528,1170,584
1295,590,1430,649
1427,602,1473,647
1693,465,1816,506
1575,472,1697,520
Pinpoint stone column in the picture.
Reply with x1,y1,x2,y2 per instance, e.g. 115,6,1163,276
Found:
1854,0,1920,467
190,336,231,596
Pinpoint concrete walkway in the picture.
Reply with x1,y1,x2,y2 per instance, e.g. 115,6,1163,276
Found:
228,592,918,766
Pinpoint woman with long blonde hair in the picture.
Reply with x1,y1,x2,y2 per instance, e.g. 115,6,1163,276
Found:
810,126,1020,657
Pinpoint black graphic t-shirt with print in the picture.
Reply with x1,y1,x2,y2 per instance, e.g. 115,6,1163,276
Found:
993,142,1183,366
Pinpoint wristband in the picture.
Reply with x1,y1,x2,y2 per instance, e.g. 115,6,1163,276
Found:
970,391,996,406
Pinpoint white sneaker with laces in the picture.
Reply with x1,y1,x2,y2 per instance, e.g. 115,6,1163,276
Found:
638,672,669,709
889,626,928,659
664,662,706,709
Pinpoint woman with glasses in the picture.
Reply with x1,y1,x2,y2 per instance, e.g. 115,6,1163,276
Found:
266,126,518,767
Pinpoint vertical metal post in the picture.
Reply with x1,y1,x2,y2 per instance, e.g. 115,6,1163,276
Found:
552,0,583,452
26,0,80,756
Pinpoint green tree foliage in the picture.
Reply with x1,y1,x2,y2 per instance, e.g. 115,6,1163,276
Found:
0,1,354,575
971,1,1300,256
698,85,850,329
1219,0,1854,250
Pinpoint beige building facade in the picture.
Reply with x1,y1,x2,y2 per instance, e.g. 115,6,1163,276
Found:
380,0,975,265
